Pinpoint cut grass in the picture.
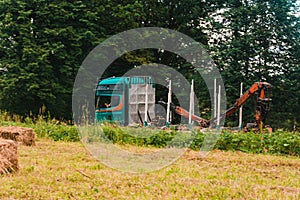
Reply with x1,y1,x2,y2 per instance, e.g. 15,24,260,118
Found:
1,139,299,199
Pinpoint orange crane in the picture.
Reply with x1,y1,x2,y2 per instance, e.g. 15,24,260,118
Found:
159,82,272,131
210,82,272,131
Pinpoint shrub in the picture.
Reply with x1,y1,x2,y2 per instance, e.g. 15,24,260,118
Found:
1,111,299,156
90,126,300,156
33,120,79,142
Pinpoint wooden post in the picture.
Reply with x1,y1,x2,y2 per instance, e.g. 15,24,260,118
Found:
214,79,217,118
166,80,172,127
189,79,194,126
217,85,221,129
239,82,243,130
144,83,148,126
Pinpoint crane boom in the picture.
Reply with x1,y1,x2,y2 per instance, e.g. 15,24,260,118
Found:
210,82,272,128
225,82,271,117
158,100,209,127
173,105,209,127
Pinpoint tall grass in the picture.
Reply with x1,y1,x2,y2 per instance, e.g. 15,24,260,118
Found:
1,111,299,155
84,124,300,156
0,111,79,142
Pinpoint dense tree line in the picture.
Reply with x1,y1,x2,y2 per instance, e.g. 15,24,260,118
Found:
0,0,299,129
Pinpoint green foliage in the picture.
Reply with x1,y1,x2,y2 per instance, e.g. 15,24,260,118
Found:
100,125,176,147
0,0,109,119
0,112,80,142
87,125,300,156
0,0,299,129
33,120,79,142
1,109,298,155
261,130,300,155
209,0,300,128
212,130,299,156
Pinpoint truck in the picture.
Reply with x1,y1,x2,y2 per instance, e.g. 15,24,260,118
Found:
95,76,272,131
95,76,155,125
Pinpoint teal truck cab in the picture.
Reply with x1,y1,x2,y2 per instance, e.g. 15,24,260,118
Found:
95,76,155,125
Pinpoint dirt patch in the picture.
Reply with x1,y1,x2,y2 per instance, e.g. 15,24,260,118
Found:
0,139,18,174
0,126,36,146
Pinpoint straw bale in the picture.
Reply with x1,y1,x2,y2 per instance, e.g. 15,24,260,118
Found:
0,126,36,146
0,139,18,174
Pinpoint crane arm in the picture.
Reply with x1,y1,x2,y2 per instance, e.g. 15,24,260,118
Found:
173,105,209,127
210,82,272,127
158,100,209,127
225,82,271,117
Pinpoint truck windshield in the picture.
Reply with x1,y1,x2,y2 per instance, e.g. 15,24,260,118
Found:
96,95,120,109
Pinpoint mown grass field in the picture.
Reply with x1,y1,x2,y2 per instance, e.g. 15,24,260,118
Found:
1,138,299,199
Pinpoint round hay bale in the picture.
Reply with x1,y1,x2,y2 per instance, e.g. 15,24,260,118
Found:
0,126,36,146
0,139,18,174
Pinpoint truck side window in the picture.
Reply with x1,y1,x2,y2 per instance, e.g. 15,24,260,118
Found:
98,96,120,108
110,96,120,107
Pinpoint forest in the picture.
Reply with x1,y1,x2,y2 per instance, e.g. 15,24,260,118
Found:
0,0,299,130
